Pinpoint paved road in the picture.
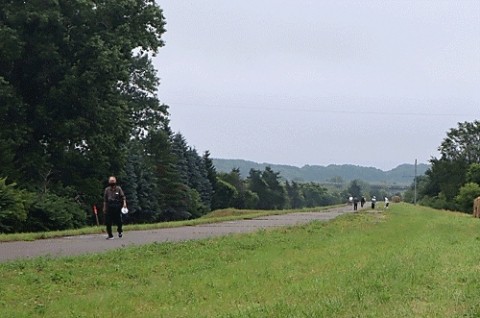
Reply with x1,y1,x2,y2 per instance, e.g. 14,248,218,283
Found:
0,204,365,263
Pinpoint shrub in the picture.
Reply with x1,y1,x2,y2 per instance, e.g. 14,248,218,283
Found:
243,190,260,209
455,182,480,213
24,193,86,232
158,207,191,222
0,178,28,233
186,188,209,218
212,179,237,210
421,192,457,211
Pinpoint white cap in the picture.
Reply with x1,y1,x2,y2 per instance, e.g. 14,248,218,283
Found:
121,207,129,214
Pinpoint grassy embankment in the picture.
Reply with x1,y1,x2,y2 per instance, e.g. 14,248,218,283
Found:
2,203,480,317
0,205,342,242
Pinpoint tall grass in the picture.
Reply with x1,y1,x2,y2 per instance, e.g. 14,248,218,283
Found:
1,203,480,317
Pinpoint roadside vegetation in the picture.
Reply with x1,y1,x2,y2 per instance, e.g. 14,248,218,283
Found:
404,121,480,212
2,203,480,317
1,2,386,237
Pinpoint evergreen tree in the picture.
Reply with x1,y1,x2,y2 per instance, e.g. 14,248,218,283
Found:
247,167,285,210
171,133,212,215
186,148,212,211
247,169,267,209
123,152,140,214
347,180,362,198
170,133,189,183
123,139,160,221
289,181,305,209
203,151,218,208
146,129,188,219
203,151,217,189
261,167,286,209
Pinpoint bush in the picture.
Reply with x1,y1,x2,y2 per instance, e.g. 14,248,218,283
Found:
242,190,259,210
186,188,209,218
212,179,237,210
24,193,86,232
126,209,162,224
0,178,28,233
455,182,480,213
158,207,191,222
421,192,457,211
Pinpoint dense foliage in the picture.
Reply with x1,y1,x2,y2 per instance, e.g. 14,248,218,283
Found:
410,120,480,213
0,178,27,233
0,1,347,233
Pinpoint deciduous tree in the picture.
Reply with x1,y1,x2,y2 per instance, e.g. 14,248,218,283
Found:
0,0,167,197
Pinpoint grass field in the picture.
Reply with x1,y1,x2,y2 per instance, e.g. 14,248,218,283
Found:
2,203,480,317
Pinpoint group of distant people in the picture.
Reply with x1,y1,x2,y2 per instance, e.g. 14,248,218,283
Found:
105,175,393,241
348,195,389,212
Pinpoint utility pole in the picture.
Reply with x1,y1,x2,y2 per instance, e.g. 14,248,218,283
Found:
414,159,417,205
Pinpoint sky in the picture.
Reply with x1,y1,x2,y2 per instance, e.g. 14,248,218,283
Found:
154,1,480,171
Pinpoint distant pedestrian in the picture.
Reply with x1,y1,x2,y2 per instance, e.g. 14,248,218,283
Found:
360,196,366,208
103,176,127,240
384,197,389,209
371,196,377,209
353,197,359,211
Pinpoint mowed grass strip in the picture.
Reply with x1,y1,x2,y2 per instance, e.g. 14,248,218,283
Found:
2,203,480,317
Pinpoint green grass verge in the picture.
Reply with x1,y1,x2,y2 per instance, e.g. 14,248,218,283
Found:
3,203,479,317
0,205,341,242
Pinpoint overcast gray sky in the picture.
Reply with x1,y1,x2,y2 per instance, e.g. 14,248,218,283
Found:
154,1,479,171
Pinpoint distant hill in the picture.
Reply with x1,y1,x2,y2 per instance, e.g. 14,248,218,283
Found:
212,159,429,186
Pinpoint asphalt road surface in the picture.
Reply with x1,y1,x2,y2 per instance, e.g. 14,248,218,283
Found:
0,204,367,263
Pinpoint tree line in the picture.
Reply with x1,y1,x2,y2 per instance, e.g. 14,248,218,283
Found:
0,1,349,233
404,120,480,213
0,1,415,234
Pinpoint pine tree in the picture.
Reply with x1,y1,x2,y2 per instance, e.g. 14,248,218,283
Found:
186,148,212,211
146,129,187,219
286,181,305,209
171,133,189,185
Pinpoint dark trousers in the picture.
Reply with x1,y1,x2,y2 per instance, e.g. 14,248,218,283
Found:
105,209,122,237
353,202,358,211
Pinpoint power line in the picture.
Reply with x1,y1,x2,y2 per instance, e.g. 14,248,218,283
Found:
166,101,477,117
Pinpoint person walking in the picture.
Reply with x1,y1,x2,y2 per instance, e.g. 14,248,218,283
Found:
103,176,127,239
371,196,377,209
353,197,359,211
360,196,366,208
384,197,389,210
